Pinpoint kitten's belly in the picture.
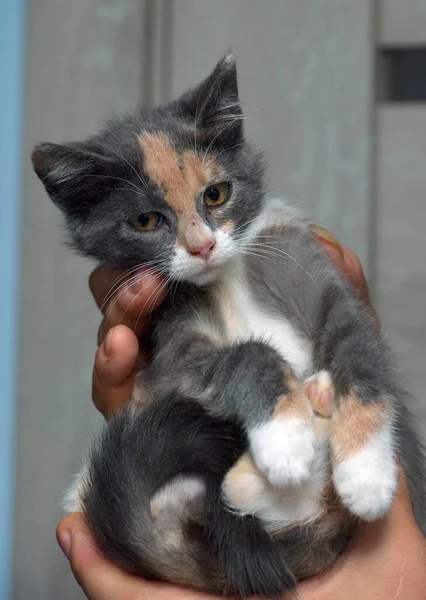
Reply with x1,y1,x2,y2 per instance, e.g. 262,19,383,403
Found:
218,278,312,377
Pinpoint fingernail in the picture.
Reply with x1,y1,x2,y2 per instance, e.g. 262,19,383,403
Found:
306,382,317,401
320,390,333,409
58,530,71,559
104,329,114,357
310,225,344,257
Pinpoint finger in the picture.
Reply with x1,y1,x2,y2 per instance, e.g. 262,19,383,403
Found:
297,467,426,599
90,267,167,337
92,325,139,418
89,267,129,310
57,513,160,600
341,247,371,305
310,225,345,260
341,247,379,323
57,514,216,600
311,225,374,304
102,269,167,333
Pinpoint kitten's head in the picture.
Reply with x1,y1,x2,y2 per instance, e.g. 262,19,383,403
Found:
32,53,265,285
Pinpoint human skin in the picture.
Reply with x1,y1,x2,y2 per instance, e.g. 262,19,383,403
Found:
57,229,426,599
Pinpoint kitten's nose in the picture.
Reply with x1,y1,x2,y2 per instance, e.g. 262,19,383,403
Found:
190,240,216,261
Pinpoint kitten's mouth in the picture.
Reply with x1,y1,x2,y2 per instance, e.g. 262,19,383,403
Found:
197,260,223,275
172,235,236,285
203,260,221,270
181,258,227,285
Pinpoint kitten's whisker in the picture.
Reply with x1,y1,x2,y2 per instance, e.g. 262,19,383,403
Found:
100,261,159,302
100,264,159,314
95,186,148,197
193,88,202,156
132,275,171,332
100,266,146,304
115,265,169,326
233,217,288,235
215,114,246,122
90,139,147,189
104,275,153,323
232,215,300,237
170,279,179,307
104,267,164,324
86,174,147,195
243,244,318,285
147,274,172,316
203,119,240,159
100,265,147,310
236,233,299,243
232,215,272,234
216,102,242,112
208,142,245,163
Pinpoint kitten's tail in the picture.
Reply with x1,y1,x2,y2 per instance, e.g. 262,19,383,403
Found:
79,393,295,597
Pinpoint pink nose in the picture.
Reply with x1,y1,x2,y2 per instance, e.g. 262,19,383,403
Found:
190,240,216,261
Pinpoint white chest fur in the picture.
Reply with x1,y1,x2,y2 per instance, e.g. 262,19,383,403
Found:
217,268,312,377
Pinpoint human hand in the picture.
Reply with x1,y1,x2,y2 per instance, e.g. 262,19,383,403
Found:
89,266,167,417
310,225,375,315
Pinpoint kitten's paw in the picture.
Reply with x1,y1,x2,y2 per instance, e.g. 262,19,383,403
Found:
333,431,397,520
304,371,334,418
249,418,316,486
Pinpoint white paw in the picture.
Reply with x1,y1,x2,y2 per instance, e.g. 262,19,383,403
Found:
249,418,316,487
333,431,397,520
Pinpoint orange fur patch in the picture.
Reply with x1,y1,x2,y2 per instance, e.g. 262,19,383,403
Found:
222,453,267,509
331,393,388,461
221,219,236,233
226,452,261,480
273,374,311,420
138,132,221,250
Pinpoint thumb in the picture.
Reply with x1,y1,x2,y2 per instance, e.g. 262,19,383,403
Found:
92,325,139,418
56,513,213,600
57,513,157,599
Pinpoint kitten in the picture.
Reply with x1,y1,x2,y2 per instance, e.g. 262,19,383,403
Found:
32,53,426,597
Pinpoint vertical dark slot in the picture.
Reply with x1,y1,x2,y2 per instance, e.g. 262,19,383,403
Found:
379,48,426,102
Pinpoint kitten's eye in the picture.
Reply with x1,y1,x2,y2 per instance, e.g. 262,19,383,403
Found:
130,212,164,231
203,182,230,206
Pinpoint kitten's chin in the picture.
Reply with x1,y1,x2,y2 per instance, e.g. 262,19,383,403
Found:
181,264,227,286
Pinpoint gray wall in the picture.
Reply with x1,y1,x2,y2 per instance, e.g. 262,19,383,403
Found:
15,1,146,598
376,0,426,424
14,1,425,598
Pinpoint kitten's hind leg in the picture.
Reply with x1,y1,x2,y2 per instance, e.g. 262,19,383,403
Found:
330,393,397,521
305,370,397,520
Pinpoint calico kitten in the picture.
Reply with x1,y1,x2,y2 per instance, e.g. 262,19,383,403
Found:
32,54,426,597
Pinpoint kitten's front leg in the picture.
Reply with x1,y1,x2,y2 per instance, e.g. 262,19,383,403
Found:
160,337,316,487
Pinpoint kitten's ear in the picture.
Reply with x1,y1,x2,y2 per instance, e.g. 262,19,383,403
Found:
178,52,243,144
32,142,113,216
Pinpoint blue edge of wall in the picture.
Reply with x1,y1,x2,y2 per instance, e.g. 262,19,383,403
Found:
0,1,26,597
